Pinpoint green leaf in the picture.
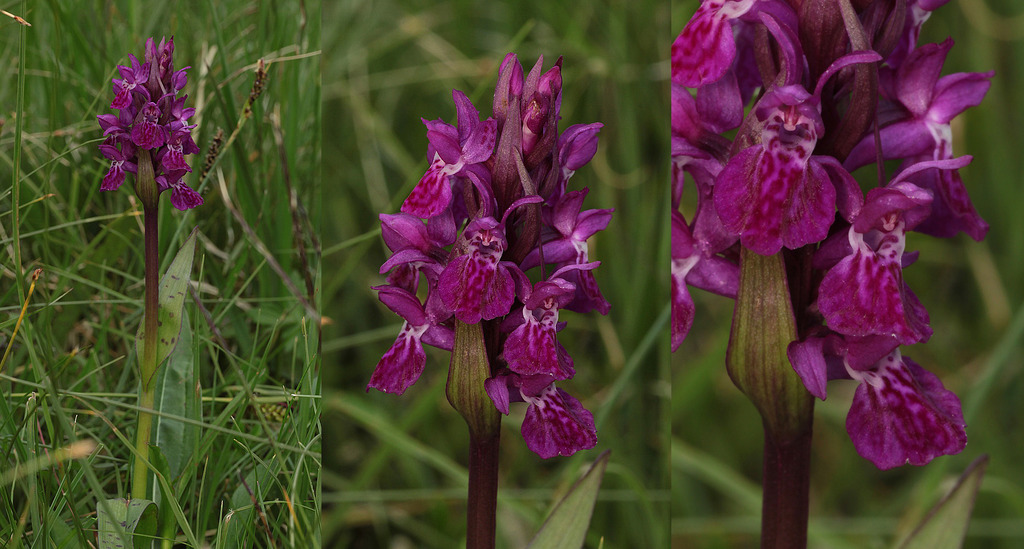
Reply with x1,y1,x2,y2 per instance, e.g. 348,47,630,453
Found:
897,455,989,549
136,228,198,381
149,446,177,547
527,450,610,549
152,309,195,480
222,461,281,545
97,498,158,549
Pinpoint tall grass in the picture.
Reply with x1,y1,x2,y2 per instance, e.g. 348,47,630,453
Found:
1,1,321,546
323,0,670,547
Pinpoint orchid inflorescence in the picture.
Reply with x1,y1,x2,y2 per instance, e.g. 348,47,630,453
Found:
369,53,610,459
98,36,202,211
672,0,991,469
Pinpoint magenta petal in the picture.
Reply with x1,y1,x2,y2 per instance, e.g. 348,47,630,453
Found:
504,315,562,377
819,230,927,344
101,162,126,191
521,385,597,459
713,146,762,240
929,71,993,125
402,156,453,219
672,1,740,87
485,375,511,415
438,254,514,324
787,338,829,400
844,120,935,172
169,183,203,211
780,159,836,251
671,257,697,351
367,323,428,395
461,118,497,164
912,158,989,241
715,145,834,255
846,353,966,470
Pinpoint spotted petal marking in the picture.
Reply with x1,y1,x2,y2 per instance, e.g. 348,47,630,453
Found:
367,322,428,395
438,229,514,324
521,384,597,459
402,154,455,219
846,352,966,469
503,307,574,380
715,145,835,255
819,227,931,344
672,0,756,87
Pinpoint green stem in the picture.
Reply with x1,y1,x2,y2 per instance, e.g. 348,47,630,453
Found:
132,151,160,501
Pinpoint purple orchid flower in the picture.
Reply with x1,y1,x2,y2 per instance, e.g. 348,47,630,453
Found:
372,54,609,460
817,158,969,345
437,217,524,324
714,52,880,256
484,372,597,459
98,37,202,211
402,91,498,219
674,0,990,473
522,189,613,314
846,39,992,240
110,54,150,110
788,335,965,470
368,285,454,395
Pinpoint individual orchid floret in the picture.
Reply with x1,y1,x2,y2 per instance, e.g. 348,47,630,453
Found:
156,170,203,211
522,60,562,157
501,264,596,380
713,85,858,255
786,334,965,469
402,91,498,219
555,123,603,196
520,382,597,459
368,286,455,395
131,102,168,150
672,0,796,88
817,157,971,344
523,189,613,314
846,349,966,470
484,373,597,459
437,217,521,324
846,40,992,241
378,212,452,296
111,54,150,109
98,144,137,192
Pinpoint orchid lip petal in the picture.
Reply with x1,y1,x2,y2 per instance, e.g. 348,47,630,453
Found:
846,351,966,469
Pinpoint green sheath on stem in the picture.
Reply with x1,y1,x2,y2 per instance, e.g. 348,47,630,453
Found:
726,247,813,441
446,320,501,438
727,247,815,549
447,320,501,549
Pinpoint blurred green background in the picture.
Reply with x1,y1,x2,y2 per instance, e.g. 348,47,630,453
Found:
324,0,670,547
671,0,1024,547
